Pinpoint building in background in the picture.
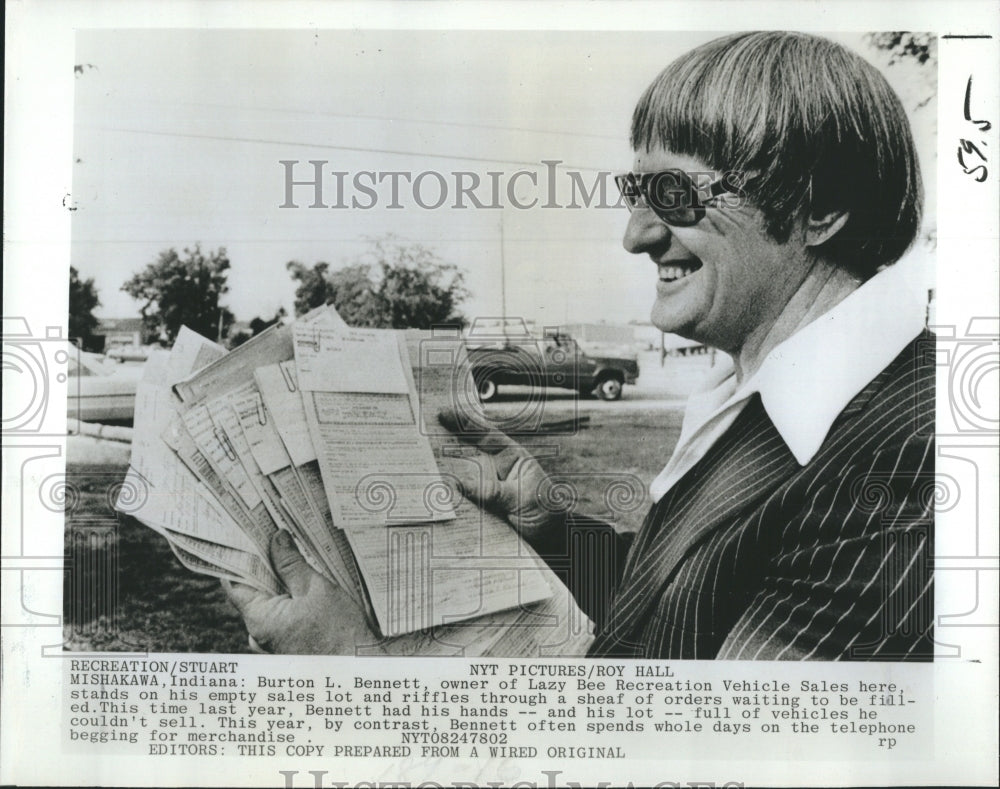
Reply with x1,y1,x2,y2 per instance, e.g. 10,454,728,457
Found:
93,317,144,355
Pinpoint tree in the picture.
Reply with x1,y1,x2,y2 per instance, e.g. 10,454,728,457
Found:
865,32,937,113
69,266,101,350
864,32,938,256
121,245,235,344
286,235,469,329
249,307,288,337
325,264,384,326
228,329,253,349
286,260,332,316
229,307,290,348
866,32,934,66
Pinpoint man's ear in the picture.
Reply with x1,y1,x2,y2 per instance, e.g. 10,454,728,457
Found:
805,210,849,248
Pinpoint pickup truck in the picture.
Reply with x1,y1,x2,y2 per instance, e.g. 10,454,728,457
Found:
466,333,640,402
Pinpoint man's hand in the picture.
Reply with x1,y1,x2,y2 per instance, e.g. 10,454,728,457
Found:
437,408,565,550
223,530,382,655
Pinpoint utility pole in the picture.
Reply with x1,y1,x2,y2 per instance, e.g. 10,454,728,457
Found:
500,212,508,344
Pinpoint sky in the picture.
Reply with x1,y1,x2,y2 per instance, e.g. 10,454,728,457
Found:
70,29,937,328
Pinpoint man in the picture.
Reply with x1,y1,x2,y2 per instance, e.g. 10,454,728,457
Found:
227,31,935,660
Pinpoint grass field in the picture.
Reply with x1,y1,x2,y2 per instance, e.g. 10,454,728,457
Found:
63,407,683,653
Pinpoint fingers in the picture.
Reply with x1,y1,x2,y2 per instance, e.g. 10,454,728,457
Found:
438,408,525,480
437,454,494,506
269,530,315,598
222,578,266,616
438,408,513,449
222,580,277,653
437,407,488,441
492,444,527,480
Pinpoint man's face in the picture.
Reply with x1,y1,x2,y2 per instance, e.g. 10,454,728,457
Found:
623,146,810,353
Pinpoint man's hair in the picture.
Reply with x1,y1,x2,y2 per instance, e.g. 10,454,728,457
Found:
631,31,924,278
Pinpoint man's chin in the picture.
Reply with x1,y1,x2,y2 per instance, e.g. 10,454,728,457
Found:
649,304,696,339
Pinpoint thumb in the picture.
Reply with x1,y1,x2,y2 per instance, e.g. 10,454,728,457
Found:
438,408,524,477
222,578,265,616
436,454,487,506
269,530,313,598
437,406,475,438
438,406,494,441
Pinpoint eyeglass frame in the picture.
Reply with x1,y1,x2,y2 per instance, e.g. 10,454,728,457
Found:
614,169,737,227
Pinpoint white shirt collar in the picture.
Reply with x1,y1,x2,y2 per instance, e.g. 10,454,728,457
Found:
649,261,927,503
753,260,927,465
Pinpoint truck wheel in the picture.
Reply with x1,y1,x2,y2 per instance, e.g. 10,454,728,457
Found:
596,375,623,401
476,376,498,402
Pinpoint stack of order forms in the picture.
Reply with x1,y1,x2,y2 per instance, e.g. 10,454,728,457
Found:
115,306,593,656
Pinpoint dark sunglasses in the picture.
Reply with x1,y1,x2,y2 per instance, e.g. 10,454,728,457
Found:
615,170,734,227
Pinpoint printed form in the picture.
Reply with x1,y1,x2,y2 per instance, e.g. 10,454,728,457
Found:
292,325,455,528
253,361,366,603
291,326,552,637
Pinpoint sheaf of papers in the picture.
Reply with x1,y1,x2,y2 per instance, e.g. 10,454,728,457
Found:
115,309,591,652
116,328,281,595
292,325,455,528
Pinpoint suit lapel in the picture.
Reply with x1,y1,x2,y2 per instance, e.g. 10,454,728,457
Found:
603,395,799,645
832,331,927,424
592,334,930,656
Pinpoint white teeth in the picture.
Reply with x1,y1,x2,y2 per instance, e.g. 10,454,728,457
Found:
660,265,693,281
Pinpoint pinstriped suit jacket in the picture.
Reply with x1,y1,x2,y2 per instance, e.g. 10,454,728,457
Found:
550,330,935,660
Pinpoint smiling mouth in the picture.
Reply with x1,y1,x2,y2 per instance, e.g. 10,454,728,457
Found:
658,260,702,283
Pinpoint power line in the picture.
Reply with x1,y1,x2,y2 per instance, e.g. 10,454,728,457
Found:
77,125,612,172
72,236,625,244
84,97,625,143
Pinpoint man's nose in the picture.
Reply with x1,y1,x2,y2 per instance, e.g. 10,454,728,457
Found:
622,207,670,255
